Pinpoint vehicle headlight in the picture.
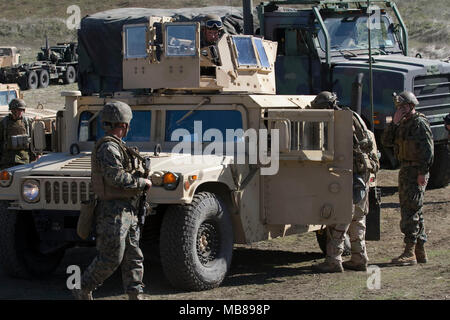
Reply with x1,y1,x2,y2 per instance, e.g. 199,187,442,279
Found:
22,180,40,203
0,170,13,187
163,172,180,190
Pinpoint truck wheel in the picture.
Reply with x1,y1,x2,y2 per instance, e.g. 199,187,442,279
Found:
0,202,65,278
316,228,351,257
38,69,50,88
428,143,449,189
160,192,233,291
27,71,39,90
63,66,76,84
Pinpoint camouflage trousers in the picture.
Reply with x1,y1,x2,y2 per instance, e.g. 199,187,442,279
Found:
326,184,369,266
81,199,145,294
398,166,428,244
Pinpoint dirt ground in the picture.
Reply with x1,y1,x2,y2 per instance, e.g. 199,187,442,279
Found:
0,84,448,301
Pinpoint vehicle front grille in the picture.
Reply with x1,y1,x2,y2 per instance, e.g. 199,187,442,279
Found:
40,177,93,210
414,74,450,132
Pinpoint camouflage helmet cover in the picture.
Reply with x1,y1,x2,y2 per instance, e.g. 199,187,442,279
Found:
203,14,223,30
101,101,133,125
393,91,419,108
310,91,338,109
9,98,26,110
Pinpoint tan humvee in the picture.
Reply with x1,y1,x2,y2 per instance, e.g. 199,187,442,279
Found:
0,19,354,291
0,47,20,68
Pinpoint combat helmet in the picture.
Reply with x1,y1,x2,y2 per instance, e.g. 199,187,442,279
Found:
310,91,338,109
393,91,419,108
9,98,26,110
101,101,133,129
203,14,224,30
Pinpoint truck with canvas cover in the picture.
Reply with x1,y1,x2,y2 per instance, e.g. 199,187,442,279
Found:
0,10,357,291
249,0,450,188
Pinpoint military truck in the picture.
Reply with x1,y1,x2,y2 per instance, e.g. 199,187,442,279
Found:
0,12,364,291
0,41,78,91
242,0,450,188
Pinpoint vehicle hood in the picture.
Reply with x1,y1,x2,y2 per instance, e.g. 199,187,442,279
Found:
333,54,450,75
12,151,233,177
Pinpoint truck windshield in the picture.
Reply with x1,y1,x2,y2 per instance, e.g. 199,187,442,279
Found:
78,110,151,142
165,110,243,142
318,15,397,52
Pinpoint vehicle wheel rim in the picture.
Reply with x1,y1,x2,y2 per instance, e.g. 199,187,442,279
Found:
196,220,220,266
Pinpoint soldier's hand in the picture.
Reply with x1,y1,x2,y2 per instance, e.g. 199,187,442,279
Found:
417,174,428,187
144,179,152,190
393,105,410,124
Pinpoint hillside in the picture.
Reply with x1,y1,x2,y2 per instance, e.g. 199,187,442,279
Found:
0,0,448,60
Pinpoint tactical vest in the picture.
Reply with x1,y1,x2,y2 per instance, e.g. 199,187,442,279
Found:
394,112,428,163
91,135,142,201
351,111,379,177
2,115,31,151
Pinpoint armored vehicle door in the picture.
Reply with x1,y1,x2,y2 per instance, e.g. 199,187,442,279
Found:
262,109,353,225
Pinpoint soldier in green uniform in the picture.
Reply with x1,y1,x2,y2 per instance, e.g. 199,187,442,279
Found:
72,101,152,300
382,91,434,266
0,99,34,169
310,92,380,273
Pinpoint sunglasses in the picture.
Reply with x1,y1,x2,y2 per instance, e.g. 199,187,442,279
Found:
206,20,222,29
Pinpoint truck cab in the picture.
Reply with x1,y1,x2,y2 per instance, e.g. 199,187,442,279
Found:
257,0,450,188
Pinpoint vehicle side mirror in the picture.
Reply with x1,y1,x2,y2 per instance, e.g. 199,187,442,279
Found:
32,120,46,153
273,120,291,153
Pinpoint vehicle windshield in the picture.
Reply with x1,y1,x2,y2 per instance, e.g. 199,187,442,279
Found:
165,110,243,142
0,90,17,106
78,110,152,142
0,48,12,56
318,15,397,52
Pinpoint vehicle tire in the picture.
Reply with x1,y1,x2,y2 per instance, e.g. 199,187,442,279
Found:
316,228,351,257
160,192,233,291
27,71,39,90
428,143,449,189
38,69,50,88
0,201,65,278
63,66,76,84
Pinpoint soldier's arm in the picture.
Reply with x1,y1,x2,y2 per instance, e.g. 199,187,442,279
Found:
413,118,434,175
367,130,380,173
97,142,147,190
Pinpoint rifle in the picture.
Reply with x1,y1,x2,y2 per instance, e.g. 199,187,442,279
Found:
126,146,153,226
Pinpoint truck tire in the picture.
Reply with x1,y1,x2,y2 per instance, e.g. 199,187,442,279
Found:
27,71,39,90
428,143,449,189
63,66,76,84
160,192,233,291
38,69,50,88
316,228,351,257
0,202,65,278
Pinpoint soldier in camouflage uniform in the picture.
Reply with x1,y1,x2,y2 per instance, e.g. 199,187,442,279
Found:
0,99,34,169
382,91,434,266
73,101,152,300
310,92,380,273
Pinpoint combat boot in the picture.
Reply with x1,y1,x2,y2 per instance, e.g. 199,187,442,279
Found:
415,241,428,263
312,261,344,273
342,260,367,271
71,288,93,300
391,243,417,266
128,292,143,300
